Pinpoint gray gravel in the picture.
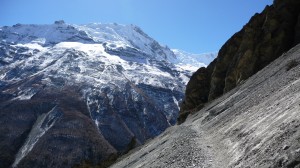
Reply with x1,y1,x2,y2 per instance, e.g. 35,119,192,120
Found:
111,125,213,168
111,44,300,168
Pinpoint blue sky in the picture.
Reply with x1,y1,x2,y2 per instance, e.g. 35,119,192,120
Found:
0,0,273,53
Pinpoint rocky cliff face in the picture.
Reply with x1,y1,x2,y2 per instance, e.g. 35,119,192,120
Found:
179,0,300,123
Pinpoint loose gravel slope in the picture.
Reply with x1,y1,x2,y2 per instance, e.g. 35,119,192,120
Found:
111,44,300,168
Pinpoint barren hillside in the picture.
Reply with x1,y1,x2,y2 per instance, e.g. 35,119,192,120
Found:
111,44,300,168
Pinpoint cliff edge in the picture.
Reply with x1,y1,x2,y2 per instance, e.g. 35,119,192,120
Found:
179,0,300,123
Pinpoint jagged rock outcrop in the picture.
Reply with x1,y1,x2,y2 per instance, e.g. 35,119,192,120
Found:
179,0,300,123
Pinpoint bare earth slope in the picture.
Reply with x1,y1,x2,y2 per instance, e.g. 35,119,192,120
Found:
110,44,300,168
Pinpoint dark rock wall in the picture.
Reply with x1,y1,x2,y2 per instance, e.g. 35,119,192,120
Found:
178,60,216,124
179,0,300,123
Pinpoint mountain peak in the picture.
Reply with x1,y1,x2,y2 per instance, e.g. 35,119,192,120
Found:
54,20,66,25
171,49,217,71
0,22,180,62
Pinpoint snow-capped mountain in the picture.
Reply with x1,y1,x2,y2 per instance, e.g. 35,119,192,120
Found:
171,49,217,71
0,21,210,167
0,21,176,61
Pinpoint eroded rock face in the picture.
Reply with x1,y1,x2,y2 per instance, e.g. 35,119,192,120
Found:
179,0,300,122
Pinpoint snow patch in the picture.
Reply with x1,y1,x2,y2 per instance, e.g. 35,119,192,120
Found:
172,96,180,110
12,43,47,52
0,73,6,80
12,88,37,100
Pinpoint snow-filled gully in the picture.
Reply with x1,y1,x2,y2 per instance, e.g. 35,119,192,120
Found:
12,106,62,167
